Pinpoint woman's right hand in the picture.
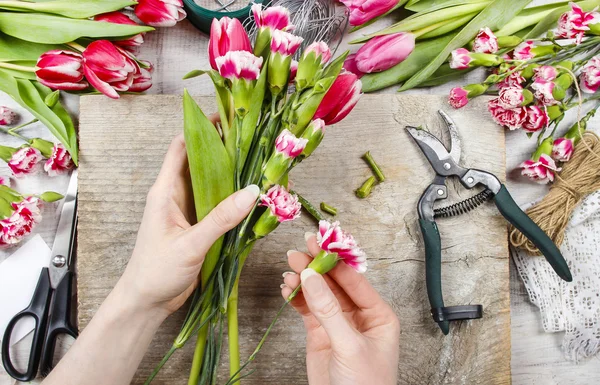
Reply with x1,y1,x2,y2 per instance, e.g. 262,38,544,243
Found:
281,234,400,385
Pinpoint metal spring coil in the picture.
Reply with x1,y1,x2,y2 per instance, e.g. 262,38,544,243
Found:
434,189,494,219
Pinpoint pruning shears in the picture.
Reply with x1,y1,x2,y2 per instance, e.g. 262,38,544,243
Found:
406,111,572,335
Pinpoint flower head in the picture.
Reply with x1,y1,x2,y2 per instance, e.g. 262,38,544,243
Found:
531,80,558,106
8,147,42,177
252,4,294,31
275,129,308,158
498,86,525,109
259,185,301,222
314,70,362,125
556,2,600,44
488,99,527,130
134,0,186,27
0,197,42,247
270,29,304,56
340,0,398,26
215,51,264,81
513,40,534,60
129,61,153,92
317,220,367,273
208,17,252,71
552,137,575,162
580,56,600,93
473,27,499,53
497,68,525,89
355,32,415,73
450,48,472,69
303,41,331,63
522,106,549,133
342,53,365,78
36,50,88,91
0,106,17,126
519,153,560,184
533,65,558,83
44,143,74,177
449,87,469,109
94,12,145,51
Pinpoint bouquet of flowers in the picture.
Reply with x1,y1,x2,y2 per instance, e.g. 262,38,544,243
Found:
146,5,363,384
447,2,600,184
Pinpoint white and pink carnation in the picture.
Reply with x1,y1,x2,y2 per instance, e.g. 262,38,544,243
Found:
0,106,17,126
303,41,331,63
552,137,575,162
0,176,10,187
472,27,499,53
531,80,558,106
498,86,525,109
513,40,535,60
533,65,558,82
8,147,43,177
44,143,74,177
449,48,472,69
0,197,42,247
522,106,549,133
580,56,600,93
488,98,527,130
497,68,525,89
556,2,600,44
274,129,308,158
215,50,263,81
270,29,304,57
519,154,561,184
317,220,367,273
259,185,301,222
251,4,294,31
448,87,469,109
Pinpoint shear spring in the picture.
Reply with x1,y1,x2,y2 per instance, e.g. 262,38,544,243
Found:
434,189,493,218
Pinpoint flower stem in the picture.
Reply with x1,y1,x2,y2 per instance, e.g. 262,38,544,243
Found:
9,118,38,133
356,176,377,199
227,280,241,383
291,190,324,221
320,202,337,216
143,346,177,385
66,41,86,52
362,151,385,182
0,126,31,142
0,62,36,72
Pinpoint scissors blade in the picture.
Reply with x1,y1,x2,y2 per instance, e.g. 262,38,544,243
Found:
406,126,466,177
49,170,77,288
438,110,462,164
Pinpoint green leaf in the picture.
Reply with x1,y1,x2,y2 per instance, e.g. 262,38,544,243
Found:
406,0,489,13
0,145,17,162
0,13,154,44
39,191,64,202
416,64,475,87
524,0,600,38
0,33,63,62
0,0,136,18
183,69,208,80
240,66,267,167
495,1,570,36
417,12,477,40
361,33,454,92
0,69,78,164
399,0,531,91
183,89,234,285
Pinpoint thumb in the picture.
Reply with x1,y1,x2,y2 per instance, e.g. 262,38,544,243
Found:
301,268,358,350
182,184,259,257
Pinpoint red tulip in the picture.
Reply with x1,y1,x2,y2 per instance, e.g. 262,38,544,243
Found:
94,12,145,51
355,32,415,73
208,17,252,71
35,50,88,91
129,61,153,92
134,0,186,27
313,71,362,125
82,40,140,99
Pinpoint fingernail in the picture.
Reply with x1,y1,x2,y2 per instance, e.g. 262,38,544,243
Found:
300,268,324,297
286,250,298,257
235,185,260,209
280,283,287,289
282,271,296,277
304,232,315,242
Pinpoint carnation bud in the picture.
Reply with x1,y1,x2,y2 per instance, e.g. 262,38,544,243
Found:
44,90,60,108
546,105,563,121
497,35,522,48
253,208,280,239
288,76,335,135
267,52,293,95
39,191,64,202
300,119,325,157
521,64,539,79
307,249,339,274
30,138,54,158
295,42,331,91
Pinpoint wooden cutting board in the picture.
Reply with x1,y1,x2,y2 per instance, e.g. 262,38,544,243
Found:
77,94,510,384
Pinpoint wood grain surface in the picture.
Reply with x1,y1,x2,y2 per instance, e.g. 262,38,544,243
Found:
77,94,510,384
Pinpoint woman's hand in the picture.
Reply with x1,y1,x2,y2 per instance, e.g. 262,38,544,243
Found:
119,133,259,316
281,234,400,385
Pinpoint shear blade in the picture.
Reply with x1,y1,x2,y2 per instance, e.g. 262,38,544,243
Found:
437,110,462,165
406,126,460,176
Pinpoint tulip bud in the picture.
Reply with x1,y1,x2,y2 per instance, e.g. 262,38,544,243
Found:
300,119,325,157
30,138,54,158
44,90,60,108
36,50,88,91
208,17,252,71
340,0,398,26
262,129,307,187
355,32,415,73
313,71,362,125
295,42,331,91
253,185,301,239
134,0,186,28
0,106,17,126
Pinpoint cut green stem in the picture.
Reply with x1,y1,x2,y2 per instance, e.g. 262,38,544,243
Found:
9,118,38,133
356,176,377,199
0,126,31,142
362,151,385,182
292,190,324,221
320,202,338,216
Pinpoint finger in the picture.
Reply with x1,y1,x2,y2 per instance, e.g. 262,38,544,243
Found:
300,268,359,350
155,134,188,189
283,271,300,288
305,234,384,311
180,185,259,261
281,285,311,317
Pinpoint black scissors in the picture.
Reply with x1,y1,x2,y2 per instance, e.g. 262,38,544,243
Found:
406,111,572,335
2,170,78,381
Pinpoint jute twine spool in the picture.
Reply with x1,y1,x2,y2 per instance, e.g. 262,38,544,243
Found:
509,132,600,255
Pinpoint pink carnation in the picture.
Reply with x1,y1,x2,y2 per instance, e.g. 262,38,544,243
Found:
522,106,549,133
274,129,308,158
270,29,304,56
519,154,561,184
215,50,263,81
556,2,600,44
448,87,469,108
498,86,524,109
251,4,294,31
0,106,17,126
317,220,367,273
488,99,527,130
8,147,42,177
497,68,525,89
533,65,558,82
531,80,558,106
552,137,575,162
449,48,472,69
44,143,74,177
259,185,301,222
580,56,600,93
513,40,535,60
0,197,42,247
473,27,499,53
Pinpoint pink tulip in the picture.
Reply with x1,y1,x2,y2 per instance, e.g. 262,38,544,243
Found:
340,0,398,26
260,185,302,222
519,153,560,184
251,4,294,31
82,40,140,99
0,197,42,247
342,53,365,78
314,71,362,125
317,220,367,273
44,143,74,177
134,0,186,27
354,32,415,73
0,106,17,126
270,29,304,56
274,129,308,158
35,50,88,91
215,51,263,81
94,12,145,51
208,17,252,71
552,137,575,162
8,147,42,177
556,2,600,44
580,56,600,93
472,27,498,53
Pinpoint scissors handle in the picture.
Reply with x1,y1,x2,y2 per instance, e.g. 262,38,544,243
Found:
41,270,78,376
2,268,52,382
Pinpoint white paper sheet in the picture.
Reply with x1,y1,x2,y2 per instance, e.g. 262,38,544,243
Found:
0,235,51,346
